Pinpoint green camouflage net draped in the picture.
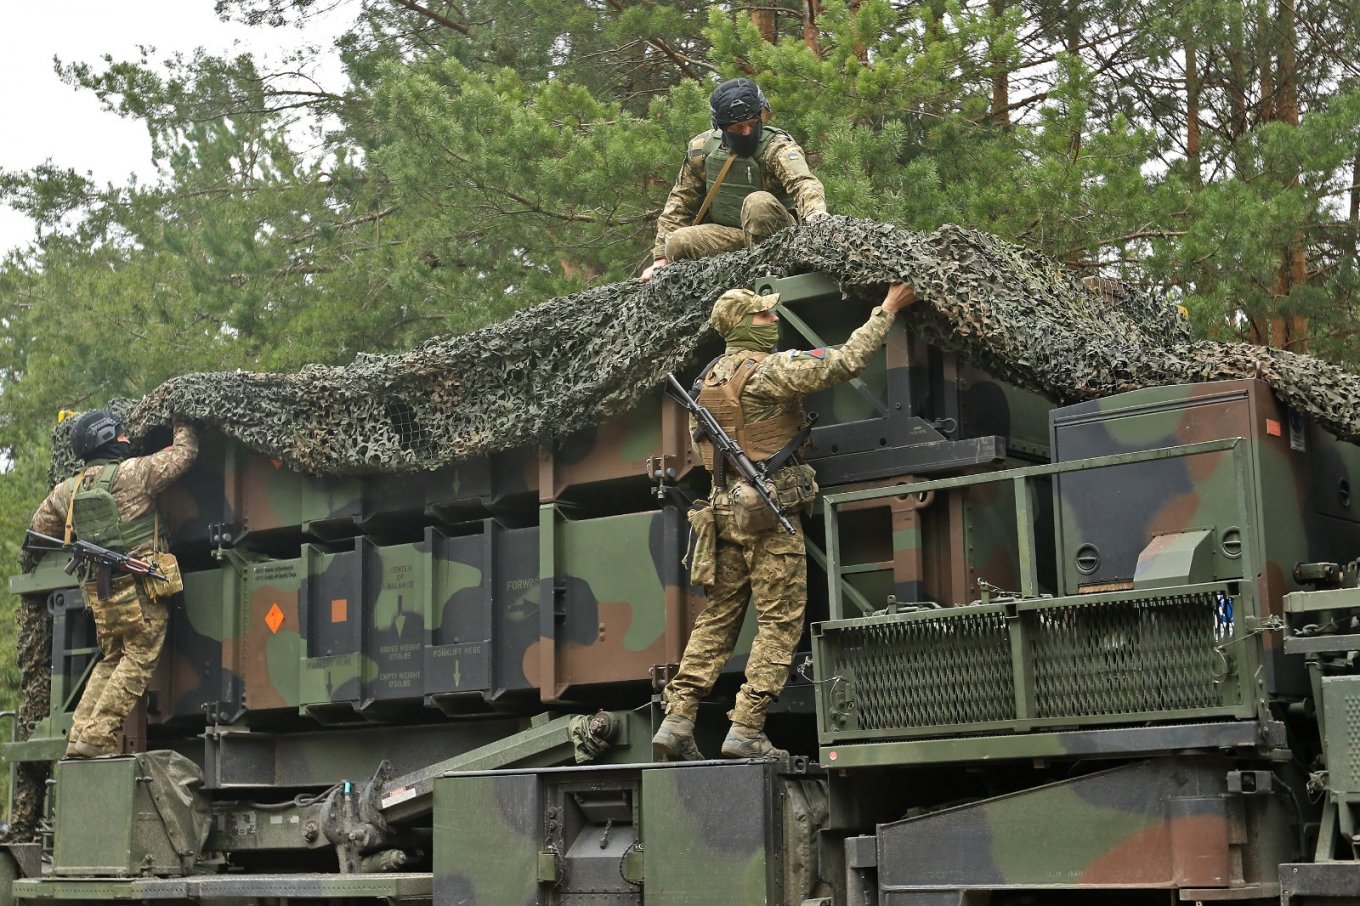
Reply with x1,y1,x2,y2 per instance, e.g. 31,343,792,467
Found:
48,218,1360,478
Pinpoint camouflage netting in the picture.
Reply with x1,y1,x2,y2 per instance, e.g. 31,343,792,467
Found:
47,218,1360,477
4,593,52,843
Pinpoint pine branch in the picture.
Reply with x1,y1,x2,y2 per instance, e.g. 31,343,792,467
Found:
386,0,472,36
602,0,717,80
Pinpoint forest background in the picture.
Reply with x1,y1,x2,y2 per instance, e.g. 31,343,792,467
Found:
0,0,1358,719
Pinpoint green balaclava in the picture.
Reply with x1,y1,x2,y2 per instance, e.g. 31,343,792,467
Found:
724,314,780,352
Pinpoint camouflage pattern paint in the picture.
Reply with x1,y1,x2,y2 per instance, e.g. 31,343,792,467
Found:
525,507,699,703
434,772,541,905
435,760,827,905
873,757,1293,895
1051,379,1360,696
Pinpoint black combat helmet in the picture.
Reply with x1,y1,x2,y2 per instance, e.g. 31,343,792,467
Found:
709,78,769,128
69,409,125,461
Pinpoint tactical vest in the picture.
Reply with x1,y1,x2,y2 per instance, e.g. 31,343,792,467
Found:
700,128,797,229
694,353,804,471
68,462,157,554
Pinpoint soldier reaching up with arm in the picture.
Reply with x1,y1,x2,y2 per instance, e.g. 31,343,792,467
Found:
653,282,917,760
28,411,198,758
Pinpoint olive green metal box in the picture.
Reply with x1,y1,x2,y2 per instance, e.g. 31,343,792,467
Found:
53,753,202,878
1322,675,1360,797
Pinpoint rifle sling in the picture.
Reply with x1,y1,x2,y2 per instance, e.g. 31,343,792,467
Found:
692,153,737,227
760,413,818,476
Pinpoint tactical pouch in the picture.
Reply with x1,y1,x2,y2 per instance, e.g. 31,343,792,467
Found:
731,479,780,534
772,462,819,515
83,575,144,638
145,552,184,599
685,501,717,587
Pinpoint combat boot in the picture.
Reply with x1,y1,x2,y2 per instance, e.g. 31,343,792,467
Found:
721,722,788,759
651,714,704,761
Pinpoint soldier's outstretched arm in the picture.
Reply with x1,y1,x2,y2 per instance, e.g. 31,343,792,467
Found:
753,284,918,398
121,422,200,497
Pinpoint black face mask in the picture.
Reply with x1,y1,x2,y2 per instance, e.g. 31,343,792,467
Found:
93,441,133,462
723,122,762,157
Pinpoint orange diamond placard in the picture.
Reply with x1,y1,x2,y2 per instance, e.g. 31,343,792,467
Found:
265,603,285,634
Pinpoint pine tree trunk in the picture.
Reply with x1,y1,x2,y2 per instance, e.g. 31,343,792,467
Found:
1351,155,1360,260
1273,0,1308,351
751,7,776,43
1258,0,1275,123
1066,1,1082,157
848,0,868,63
1184,20,1200,188
990,0,1010,130
802,0,820,54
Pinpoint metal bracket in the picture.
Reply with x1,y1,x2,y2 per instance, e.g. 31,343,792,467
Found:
649,664,678,693
322,761,396,874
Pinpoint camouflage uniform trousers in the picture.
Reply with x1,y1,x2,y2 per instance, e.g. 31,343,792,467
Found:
664,192,796,262
70,580,168,754
665,511,806,729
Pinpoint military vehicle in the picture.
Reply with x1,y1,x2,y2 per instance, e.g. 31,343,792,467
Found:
5,271,1360,905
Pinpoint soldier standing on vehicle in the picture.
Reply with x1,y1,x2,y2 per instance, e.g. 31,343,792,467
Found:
640,77,829,283
653,282,918,759
27,410,198,758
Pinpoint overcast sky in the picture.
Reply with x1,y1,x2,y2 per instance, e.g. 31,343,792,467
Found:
0,1,351,255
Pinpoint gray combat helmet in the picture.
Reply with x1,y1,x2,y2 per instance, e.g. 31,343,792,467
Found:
68,409,124,461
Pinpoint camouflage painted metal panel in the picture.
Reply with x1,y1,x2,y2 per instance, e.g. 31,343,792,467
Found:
434,772,541,905
238,556,304,711
151,566,241,723
360,459,495,533
752,274,1052,491
297,540,369,717
1051,379,1360,696
873,757,1293,894
642,762,778,903
529,507,699,702
821,474,1051,615
817,581,1251,744
158,428,362,545
434,760,824,906
956,360,1051,460
295,523,543,718
543,388,699,501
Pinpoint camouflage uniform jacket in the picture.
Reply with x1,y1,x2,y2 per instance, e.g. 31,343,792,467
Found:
697,306,896,481
651,127,828,258
30,424,200,551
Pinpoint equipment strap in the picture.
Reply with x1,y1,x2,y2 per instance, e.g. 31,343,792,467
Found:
692,153,737,226
760,413,819,476
63,464,104,544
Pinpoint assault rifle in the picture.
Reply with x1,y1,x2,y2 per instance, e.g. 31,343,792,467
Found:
24,530,167,599
663,373,795,535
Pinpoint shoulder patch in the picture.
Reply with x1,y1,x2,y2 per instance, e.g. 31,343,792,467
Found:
786,349,800,358
787,152,802,160
808,348,827,359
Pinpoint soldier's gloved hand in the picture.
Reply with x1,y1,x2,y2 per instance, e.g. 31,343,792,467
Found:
641,257,668,282
804,210,830,225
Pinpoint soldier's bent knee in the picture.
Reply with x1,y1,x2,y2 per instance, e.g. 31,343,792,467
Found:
741,192,796,245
